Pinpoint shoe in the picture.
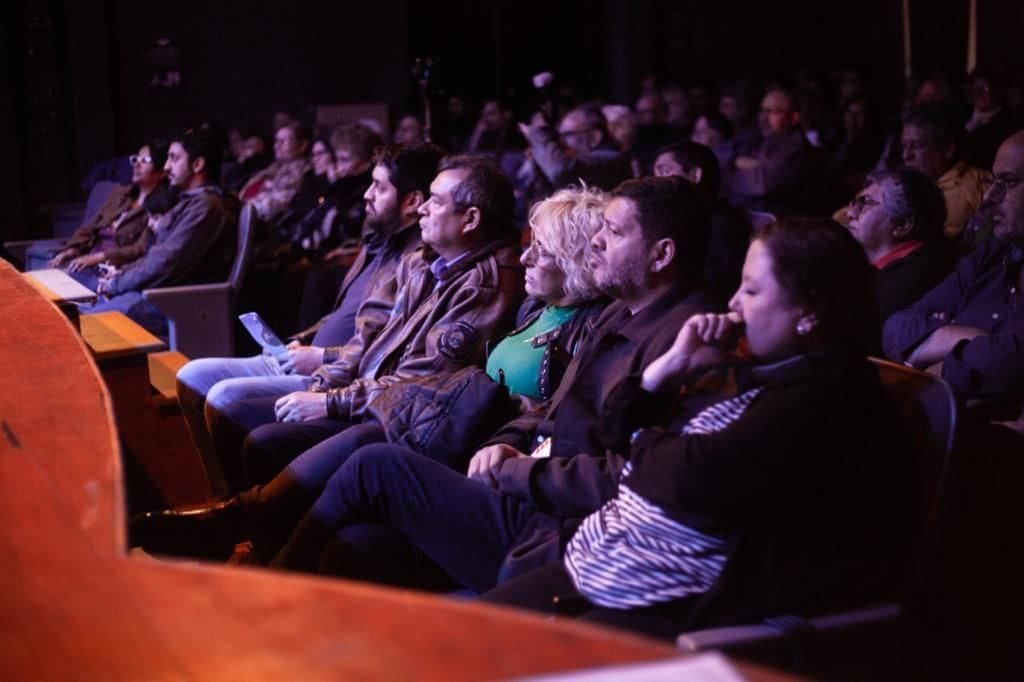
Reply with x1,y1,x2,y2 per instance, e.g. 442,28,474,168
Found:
128,497,244,561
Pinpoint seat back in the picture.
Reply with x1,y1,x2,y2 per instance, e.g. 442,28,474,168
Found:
870,358,957,522
228,203,256,293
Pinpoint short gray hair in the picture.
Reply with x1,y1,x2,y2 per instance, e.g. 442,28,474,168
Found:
867,167,947,242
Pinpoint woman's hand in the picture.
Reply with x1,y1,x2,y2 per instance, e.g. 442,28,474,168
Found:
642,312,744,393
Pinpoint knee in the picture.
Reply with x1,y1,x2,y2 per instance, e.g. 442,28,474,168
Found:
177,358,223,397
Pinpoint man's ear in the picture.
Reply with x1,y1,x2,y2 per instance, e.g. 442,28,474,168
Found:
892,218,914,240
684,167,703,185
191,156,206,175
586,129,603,150
790,111,801,127
648,237,676,274
461,206,482,234
403,190,425,216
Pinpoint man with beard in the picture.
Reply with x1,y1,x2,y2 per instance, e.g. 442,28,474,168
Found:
884,130,1024,413
177,143,443,497
269,176,718,593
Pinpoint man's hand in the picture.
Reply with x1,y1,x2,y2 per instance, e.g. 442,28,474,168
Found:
48,248,76,268
906,324,989,368
274,391,328,423
67,252,105,273
280,340,325,375
467,444,526,487
733,156,762,170
642,312,744,392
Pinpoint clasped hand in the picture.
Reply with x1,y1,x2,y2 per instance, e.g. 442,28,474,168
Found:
274,391,328,422
642,312,745,393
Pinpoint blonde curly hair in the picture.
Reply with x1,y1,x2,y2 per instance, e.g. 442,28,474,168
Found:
527,184,608,304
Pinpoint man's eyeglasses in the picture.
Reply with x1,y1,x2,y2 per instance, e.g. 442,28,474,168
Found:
987,174,1021,203
129,154,153,165
558,128,593,140
851,194,881,211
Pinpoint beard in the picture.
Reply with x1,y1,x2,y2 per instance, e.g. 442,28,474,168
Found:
593,251,649,302
363,202,402,237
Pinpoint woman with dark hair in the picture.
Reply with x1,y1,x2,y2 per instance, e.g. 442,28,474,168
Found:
43,138,170,290
846,166,955,323
482,219,914,640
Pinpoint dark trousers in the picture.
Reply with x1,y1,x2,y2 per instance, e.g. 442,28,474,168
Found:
241,415,355,486
276,443,561,594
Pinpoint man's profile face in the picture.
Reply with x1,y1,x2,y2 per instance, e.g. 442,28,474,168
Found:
988,138,1024,241
589,197,652,301
164,142,193,188
901,124,953,180
418,168,470,253
363,163,401,233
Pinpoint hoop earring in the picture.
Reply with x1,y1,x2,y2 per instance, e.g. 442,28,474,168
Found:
796,320,812,336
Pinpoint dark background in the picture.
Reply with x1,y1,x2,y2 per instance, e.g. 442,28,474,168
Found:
2,0,1021,239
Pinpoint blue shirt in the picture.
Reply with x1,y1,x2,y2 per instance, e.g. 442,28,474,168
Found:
883,239,1024,400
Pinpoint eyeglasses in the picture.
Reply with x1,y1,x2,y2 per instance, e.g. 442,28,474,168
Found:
986,173,1021,204
760,107,791,116
311,149,332,157
851,194,881,211
129,155,153,165
558,128,593,139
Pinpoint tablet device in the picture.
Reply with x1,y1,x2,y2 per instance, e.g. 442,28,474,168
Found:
238,312,287,354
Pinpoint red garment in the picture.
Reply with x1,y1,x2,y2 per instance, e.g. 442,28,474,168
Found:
873,240,924,270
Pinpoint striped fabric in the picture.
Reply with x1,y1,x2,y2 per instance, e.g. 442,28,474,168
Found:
564,387,764,609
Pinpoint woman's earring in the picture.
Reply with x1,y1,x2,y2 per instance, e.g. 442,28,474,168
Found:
796,319,812,336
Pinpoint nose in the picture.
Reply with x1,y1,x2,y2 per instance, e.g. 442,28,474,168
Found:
591,227,606,253
520,245,535,267
418,200,430,217
727,290,741,313
363,186,373,202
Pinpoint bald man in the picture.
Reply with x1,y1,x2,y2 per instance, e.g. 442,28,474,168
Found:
884,130,1024,415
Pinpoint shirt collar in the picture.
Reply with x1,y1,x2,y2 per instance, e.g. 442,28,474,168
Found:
873,240,924,270
430,251,470,282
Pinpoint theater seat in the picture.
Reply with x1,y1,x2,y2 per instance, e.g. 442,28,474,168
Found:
675,359,958,678
142,203,256,358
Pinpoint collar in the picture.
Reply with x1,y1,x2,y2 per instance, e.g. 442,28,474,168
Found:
737,347,861,390
430,251,470,281
936,161,970,189
873,240,924,270
966,106,1003,132
617,282,709,344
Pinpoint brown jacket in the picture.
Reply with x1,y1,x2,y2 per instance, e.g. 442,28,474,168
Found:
64,184,152,265
310,238,525,421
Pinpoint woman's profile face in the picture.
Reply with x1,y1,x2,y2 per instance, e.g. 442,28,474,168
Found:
728,239,808,361
274,126,306,162
521,230,568,305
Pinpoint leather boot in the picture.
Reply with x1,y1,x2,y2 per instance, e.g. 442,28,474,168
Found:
128,497,244,561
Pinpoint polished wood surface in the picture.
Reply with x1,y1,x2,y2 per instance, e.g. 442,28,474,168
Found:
0,260,698,680
22,267,97,303
80,310,166,360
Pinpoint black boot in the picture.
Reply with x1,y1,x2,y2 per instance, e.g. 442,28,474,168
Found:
128,497,244,561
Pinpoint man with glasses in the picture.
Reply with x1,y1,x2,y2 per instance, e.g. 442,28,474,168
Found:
723,88,814,216
884,130,1024,418
517,104,632,213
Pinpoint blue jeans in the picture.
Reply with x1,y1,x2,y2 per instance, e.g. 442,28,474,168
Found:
84,291,169,340
176,355,309,497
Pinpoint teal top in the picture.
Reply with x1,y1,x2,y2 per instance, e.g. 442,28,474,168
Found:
485,305,579,399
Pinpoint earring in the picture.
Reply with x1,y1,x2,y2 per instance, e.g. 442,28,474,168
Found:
796,320,812,336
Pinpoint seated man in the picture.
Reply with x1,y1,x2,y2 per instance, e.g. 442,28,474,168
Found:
177,143,444,496
214,155,526,484
883,130,1024,418
723,87,815,216
836,102,991,241
517,104,633,209
83,126,236,337
270,176,719,592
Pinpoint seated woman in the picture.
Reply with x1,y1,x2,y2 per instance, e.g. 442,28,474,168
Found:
846,166,955,325
130,185,610,560
480,218,915,639
240,120,311,223
38,139,169,289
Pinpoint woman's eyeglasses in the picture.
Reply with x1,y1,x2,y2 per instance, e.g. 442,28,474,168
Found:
129,155,153,165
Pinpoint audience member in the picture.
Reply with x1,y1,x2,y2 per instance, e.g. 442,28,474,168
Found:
724,88,816,215
36,139,170,289
207,156,526,491
176,143,443,496
965,65,1023,171
241,121,312,222
393,114,425,145
846,167,954,324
